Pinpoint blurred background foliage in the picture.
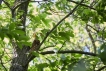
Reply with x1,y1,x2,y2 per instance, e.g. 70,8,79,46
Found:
0,0,106,71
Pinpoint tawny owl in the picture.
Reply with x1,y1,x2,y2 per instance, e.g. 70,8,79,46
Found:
29,39,40,52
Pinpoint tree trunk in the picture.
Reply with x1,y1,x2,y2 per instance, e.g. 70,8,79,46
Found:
10,0,31,71
10,46,30,71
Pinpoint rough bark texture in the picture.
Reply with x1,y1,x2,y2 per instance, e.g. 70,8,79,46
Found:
10,46,30,71
10,0,32,71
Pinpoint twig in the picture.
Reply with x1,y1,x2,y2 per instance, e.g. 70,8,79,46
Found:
101,28,105,41
58,41,66,51
39,0,84,48
67,0,96,10
0,48,7,71
1,59,11,64
0,59,7,71
87,24,99,32
86,24,96,54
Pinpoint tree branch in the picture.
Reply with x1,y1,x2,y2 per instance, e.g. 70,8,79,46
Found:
87,24,99,32
40,50,97,56
28,50,97,63
67,0,96,10
86,24,96,54
3,0,11,9
30,0,52,2
39,0,84,47
12,0,30,11
58,40,66,51
0,59,7,71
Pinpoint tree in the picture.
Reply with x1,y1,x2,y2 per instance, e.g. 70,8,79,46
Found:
0,0,106,71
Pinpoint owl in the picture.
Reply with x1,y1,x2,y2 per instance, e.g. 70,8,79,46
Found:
29,39,40,52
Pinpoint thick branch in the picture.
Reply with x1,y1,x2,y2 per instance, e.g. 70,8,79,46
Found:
40,50,97,56
30,1,44,2
28,50,97,63
12,0,30,11
10,0,31,71
39,0,84,47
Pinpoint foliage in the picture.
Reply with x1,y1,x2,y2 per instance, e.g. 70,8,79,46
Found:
0,0,106,71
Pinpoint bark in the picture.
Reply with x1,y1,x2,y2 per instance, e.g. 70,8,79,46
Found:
10,46,30,71
10,0,32,71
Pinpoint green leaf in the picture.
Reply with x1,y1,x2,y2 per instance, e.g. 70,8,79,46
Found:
35,16,41,23
50,61,57,67
59,31,74,40
39,13,47,19
36,63,48,71
92,15,99,24
13,34,19,40
14,30,25,35
42,18,51,28
20,41,31,46
6,33,13,39
45,11,52,15
99,43,106,65
31,52,40,57
60,54,66,60
0,32,5,40
18,36,30,41
83,9,91,15
9,23,15,30
65,22,73,29
73,59,87,71
17,42,23,49
68,62,76,71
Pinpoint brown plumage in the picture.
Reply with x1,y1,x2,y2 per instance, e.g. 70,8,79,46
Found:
29,39,40,52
